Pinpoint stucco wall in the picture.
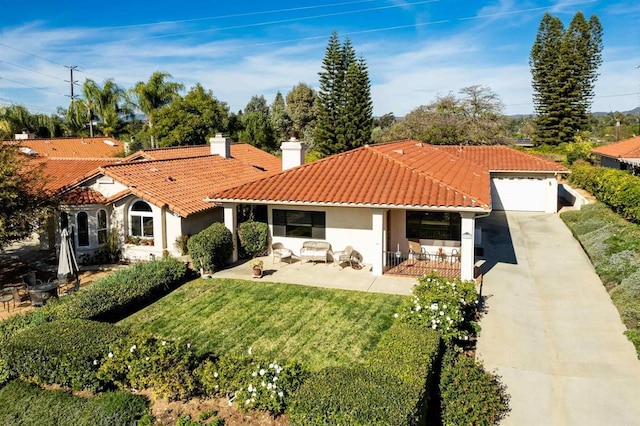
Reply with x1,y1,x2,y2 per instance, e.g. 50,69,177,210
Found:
268,205,376,264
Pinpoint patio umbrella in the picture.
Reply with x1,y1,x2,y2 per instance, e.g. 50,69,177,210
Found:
58,227,79,290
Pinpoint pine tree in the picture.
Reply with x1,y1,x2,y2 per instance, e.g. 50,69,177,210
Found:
315,32,372,156
269,91,292,142
530,12,602,145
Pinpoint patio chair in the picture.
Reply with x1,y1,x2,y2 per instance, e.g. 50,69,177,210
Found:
1,289,13,311
22,271,43,290
408,240,428,264
271,242,293,265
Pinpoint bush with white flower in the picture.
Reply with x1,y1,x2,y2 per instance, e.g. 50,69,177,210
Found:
196,349,308,414
97,334,199,401
395,273,478,342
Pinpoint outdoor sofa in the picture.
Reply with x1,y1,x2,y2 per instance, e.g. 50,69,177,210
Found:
300,241,332,264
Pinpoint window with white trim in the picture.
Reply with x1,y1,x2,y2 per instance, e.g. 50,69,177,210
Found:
97,210,108,244
77,212,90,246
130,200,154,238
273,209,325,239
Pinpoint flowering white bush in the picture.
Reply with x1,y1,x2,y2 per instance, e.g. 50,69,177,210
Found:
395,273,477,341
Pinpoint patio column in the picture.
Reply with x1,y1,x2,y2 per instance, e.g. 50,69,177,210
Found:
460,212,476,281
223,203,238,263
372,209,386,276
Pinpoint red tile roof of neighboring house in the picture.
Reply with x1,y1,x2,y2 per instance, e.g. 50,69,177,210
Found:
60,187,107,205
127,143,282,173
436,145,569,173
5,137,124,158
210,140,492,210
100,154,278,217
591,136,640,159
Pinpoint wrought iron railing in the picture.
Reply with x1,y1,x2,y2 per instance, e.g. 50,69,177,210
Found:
383,250,460,278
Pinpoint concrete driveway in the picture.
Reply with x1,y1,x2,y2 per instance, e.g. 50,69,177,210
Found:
476,212,640,425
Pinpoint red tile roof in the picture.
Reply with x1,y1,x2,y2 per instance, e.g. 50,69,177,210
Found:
34,158,122,194
436,145,569,172
60,187,107,205
100,155,278,217
6,137,124,158
210,140,492,210
591,136,640,159
128,143,282,173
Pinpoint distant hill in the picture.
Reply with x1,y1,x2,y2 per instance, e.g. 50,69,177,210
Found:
509,106,639,118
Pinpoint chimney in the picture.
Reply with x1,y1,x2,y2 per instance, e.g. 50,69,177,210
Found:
280,136,307,171
209,133,232,159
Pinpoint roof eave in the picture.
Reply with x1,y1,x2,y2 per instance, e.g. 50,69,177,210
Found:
204,197,491,212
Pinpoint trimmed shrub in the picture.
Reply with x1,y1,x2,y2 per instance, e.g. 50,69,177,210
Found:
439,349,510,426
197,350,309,414
395,273,478,342
97,334,200,401
289,322,441,425
188,222,233,272
288,366,411,425
0,379,151,426
237,221,269,257
44,257,188,322
367,321,442,424
2,319,127,392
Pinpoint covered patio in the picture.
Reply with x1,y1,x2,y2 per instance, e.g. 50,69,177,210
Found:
211,255,417,296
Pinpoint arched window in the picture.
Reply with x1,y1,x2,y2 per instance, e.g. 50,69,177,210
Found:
77,212,89,246
97,210,108,244
130,200,154,238
60,212,69,231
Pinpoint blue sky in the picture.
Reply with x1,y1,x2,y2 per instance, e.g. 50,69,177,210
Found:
0,0,638,118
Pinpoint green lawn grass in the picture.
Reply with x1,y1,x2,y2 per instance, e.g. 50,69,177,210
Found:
120,278,405,370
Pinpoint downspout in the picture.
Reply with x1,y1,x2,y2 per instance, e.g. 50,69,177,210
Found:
161,204,168,258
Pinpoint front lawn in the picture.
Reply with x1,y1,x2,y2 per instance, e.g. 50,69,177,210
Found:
120,278,404,370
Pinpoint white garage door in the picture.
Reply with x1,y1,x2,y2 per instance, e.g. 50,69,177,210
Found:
491,177,548,211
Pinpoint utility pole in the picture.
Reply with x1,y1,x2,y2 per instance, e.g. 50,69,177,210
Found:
64,65,78,102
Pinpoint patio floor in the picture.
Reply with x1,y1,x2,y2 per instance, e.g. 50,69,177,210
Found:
211,255,417,296
385,258,461,279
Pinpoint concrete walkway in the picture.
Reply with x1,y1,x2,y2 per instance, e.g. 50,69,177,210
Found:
212,256,417,295
476,212,640,426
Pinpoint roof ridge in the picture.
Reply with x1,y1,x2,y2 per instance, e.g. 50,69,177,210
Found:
103,153,220,169
369,143,489,207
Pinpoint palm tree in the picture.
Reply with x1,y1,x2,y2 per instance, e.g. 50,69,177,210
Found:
128,72,184,148
82,79,125,137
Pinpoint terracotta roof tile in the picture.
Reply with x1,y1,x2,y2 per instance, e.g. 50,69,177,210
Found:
436,145,569,172
591,136,640,159
210,140,492,210
60,187,107,205
129,143,282,172
32,158,122,194
101,155,278,217
5,137,124,158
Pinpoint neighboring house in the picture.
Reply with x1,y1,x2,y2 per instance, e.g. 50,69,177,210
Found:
208,139,568,280
591,136,640,175
40,135,280,262
4,136,125,158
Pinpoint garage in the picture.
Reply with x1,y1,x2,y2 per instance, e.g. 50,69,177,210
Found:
491,175,554,212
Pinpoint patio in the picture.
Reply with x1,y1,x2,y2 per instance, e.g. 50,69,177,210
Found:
211,255,418,296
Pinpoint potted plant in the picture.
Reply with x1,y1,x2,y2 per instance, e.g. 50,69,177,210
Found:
249,258,263,278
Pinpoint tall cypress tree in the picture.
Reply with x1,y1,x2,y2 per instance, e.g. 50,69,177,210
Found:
530,12,602,145
315,32,372,156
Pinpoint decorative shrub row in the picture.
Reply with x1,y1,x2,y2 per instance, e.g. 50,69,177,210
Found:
439,348,510,425
196,350,309,414
188,222,233,273
2,320,127,391
569,161,640,223
0,379,151,426
288,321,441,425
0,258,188,346
395,272,478,342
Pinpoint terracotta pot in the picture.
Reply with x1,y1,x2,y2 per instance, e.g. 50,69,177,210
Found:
252,266,262,277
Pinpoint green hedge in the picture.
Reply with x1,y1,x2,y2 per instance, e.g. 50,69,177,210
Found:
2,320,127,392
288,322,441,425
569,162,640,223
0,380,151,426
188,222,233,272
0,258,188,346
237,221,269,257
439,349,510,425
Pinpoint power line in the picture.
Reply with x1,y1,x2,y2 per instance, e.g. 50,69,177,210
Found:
0,42,66,67
0,75,66,97
0,60,65,82
0,96,58,114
